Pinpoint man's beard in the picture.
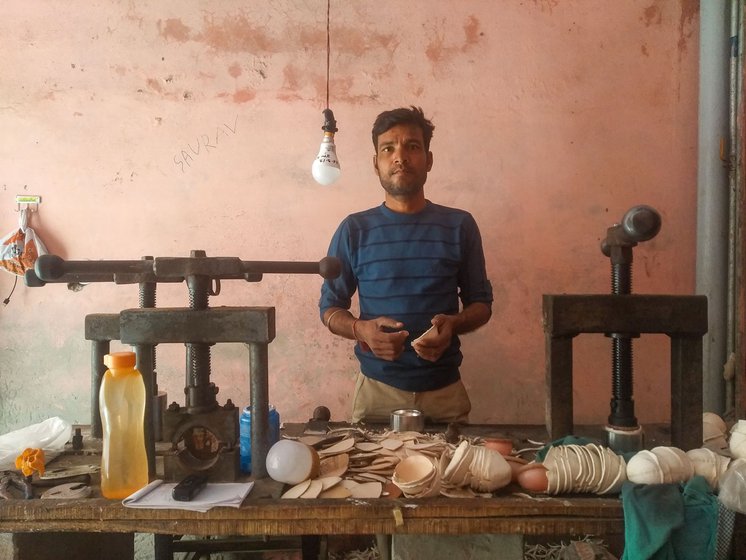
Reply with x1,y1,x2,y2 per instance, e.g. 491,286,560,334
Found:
379,171,425,198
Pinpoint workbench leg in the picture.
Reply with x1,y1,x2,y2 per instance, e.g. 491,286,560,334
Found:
545,335,575,440
153,534,174,560
670,335,703,451
376,534,392,560
301,535,326,560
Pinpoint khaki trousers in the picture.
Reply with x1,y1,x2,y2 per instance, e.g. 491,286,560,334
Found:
351,372,471,424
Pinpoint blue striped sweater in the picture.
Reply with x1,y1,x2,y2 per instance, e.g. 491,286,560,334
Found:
320,201,493,392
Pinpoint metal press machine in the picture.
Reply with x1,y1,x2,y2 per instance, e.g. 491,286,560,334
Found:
27,251,340,481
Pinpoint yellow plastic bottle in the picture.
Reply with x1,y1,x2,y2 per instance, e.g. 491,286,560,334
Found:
99,351,149,499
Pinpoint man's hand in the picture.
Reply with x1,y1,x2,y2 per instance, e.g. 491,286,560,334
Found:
355,317,409,361
412,314,455,362
412,303,492,362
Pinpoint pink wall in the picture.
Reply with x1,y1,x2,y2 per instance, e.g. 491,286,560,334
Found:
0,1,700,432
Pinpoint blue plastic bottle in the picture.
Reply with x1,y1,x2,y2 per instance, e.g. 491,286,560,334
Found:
239,404,280,474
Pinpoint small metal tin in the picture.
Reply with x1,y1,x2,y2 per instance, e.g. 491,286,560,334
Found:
390,409,425,432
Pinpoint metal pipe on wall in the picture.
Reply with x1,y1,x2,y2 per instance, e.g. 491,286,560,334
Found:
697,1,731,414
737,3,746,419
725,0,744,418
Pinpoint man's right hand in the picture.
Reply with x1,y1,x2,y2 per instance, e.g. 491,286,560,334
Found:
355,317,409,361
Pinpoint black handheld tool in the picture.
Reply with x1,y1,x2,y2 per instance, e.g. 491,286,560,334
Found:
172,473,208,502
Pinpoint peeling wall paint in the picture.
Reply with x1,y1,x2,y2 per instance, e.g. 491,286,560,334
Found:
0,1,700,433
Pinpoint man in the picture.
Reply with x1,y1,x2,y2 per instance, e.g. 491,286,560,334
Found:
319,106,493,424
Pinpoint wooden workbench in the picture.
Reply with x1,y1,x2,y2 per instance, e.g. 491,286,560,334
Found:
0,484,626,537
0,473,629,559
0,423,743,559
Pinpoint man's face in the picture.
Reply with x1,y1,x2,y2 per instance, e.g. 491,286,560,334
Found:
373,124,433,198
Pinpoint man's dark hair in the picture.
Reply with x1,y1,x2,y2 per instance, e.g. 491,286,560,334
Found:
371,106,435,152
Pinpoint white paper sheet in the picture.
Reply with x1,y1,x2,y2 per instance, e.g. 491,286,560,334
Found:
122,479,254,512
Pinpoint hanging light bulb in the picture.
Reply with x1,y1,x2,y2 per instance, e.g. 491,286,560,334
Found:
311,0,340,186
312,108,341,186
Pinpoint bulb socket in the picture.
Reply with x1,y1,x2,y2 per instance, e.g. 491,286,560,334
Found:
321,108,338,133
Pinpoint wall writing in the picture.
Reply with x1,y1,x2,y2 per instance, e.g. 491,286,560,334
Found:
173,115,239,173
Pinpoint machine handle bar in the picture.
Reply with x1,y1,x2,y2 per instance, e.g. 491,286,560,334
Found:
31,254,341,285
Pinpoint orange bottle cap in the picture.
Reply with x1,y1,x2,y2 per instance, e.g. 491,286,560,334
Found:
104,351,136,369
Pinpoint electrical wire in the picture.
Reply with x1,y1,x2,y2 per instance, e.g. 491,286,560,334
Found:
3,274,18,306
325,0,331,110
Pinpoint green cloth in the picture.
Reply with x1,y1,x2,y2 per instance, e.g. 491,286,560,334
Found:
673,476,718,559
621,476,718,560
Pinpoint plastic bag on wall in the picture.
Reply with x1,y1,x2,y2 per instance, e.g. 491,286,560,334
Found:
0,208,47,275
